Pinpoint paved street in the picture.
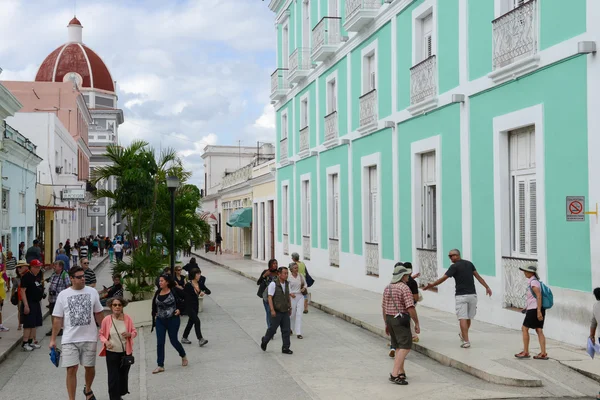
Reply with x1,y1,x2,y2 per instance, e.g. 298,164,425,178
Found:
0,258,598,399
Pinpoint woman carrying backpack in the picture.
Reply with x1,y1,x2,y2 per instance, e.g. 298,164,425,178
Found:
514,265,548,360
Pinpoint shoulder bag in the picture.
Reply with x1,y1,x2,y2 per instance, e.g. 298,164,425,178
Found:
305,268,315,287
387,285,411,328
111,317,135,367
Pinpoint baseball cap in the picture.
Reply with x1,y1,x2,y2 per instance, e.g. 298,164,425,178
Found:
30,259,43,267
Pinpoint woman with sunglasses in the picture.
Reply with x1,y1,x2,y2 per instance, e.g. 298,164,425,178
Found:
99,296,137,400
173,267,186,290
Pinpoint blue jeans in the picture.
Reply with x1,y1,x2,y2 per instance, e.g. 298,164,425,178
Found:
155,316,186,367
263,301,271,328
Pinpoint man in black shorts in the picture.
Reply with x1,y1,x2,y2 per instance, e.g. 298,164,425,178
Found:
20,259,45,351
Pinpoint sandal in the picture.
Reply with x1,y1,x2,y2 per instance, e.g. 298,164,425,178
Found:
152,367,165,374
83,388,96,400
399,373,407,379
182,357,188,367
297,335,303,339
533,353,549,360
514,351,530,359
389,374,408,385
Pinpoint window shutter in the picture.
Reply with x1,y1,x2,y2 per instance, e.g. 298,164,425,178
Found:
369,167,378,243
426,34,432,58
370,71,376,90
431,185,437,249
518,180,526,254
529,179,537,255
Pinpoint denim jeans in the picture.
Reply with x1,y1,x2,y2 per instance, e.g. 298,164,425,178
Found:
155,316,186,367
262,301,271,328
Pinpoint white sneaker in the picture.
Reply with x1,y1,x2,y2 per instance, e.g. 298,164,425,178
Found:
22,344,34,352
30,343,41,349
0,326,9,332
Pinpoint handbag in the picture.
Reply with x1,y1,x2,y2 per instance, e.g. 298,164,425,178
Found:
10,289,18,306
305,268,315,287
111,317,135,367
387,285,411,327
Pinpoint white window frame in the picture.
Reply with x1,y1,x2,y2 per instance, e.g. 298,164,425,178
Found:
300,93,309,129
412,0,437,66
303,0,311,49
420,151,437,250
495,0,527,17
327,165,341,240
281,110,289,140
282,183,289,235
282,22,290,68
1,189,9,211
329,0,340,17
361,40,378,95
493,104,546,281
19,192,25,214
301,175,311,237
325,71,338,115
361,153,381,246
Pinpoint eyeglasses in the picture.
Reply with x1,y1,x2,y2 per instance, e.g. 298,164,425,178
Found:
73,275,85,280
82,263,89,265
111,304,122,307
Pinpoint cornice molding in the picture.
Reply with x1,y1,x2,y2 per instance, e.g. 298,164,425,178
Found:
0,84,22,120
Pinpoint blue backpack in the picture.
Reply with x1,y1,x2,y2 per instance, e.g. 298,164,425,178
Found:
529,279,554,310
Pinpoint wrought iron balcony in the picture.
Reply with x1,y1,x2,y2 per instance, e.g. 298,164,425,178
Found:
344,0,381,32
288,48,312,84
329,238,339,267
221,164,253,189
410,55,437,105
365,242,379,276
283,233,289,255
2,121,37,154
359,89,377,132
324,111,338,142
312,17,342,62
299,125,309,153
502,257,536,309
416,248,438,287
279,137,288,163
270,68,288,101
302,235,311,260
492,0,538,70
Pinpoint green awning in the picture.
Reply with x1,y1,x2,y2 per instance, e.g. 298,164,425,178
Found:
226,207,252,228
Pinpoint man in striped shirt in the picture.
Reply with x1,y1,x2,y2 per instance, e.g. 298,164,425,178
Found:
5,251,17,291
81,259,96,288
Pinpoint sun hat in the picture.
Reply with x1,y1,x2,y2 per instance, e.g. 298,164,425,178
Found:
16,260,29,268
391,264,411,284
519,265,539,278
29,259,43,267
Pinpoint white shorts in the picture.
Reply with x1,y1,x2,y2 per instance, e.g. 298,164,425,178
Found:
6,269,17,279
61,342,97,368
455,294,477,320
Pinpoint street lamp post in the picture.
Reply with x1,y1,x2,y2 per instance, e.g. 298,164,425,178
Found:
166,175,180,277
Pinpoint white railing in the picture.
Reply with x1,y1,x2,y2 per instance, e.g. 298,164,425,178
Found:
492,0,538,70
359,89,377,129
329,238,339,267
502,257,536,309
289,48,312,77
1,210,8,231
324,111,338,141
271,68,288,95
365,242,379,276
283,233,289,255
346,0,381,21
302,235,311,260
221,164,253,189
312,17,341,50
300,126,309,152
416,248,438,287
410,55,437,105
279,138,288,162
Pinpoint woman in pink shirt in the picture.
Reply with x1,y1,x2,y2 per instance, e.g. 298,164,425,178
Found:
99,296,137,400
514,265,548,360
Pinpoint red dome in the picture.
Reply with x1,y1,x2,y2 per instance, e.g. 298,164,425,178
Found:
69,17,82,26
35,43,115,93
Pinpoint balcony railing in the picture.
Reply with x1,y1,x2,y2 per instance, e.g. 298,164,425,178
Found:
502,257,536,309
324,111,338,142
221,164,253,189
299,126,309,152
270,68,288,100
492,0,538,70
365,242,379,276
359,89,377,130
312,17,342,61
289,48,312,83
329,238,339,267
345,0,381,32
279,137,288,163
3,121,37,154
283,233,289,255
346,0,381,22
416,248,438,287
302,235,311,260
410,55,437,105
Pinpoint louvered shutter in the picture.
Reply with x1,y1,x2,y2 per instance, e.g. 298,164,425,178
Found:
369,167,378,243
306,181,311,234
518,179,526,254
529,179,537,255
332,174,339,239
422,14,433,60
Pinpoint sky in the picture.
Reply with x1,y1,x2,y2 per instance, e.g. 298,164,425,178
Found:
0,0,277,189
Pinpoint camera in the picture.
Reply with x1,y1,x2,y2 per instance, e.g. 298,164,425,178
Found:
49,290,57,296
42,292,47,299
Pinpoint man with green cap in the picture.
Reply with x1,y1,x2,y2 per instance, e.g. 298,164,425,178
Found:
382,264,420,385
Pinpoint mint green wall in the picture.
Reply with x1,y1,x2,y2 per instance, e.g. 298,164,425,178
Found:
318,57,349,143
295,156,318,246
540,0,586,50
437,0,460,93
470,56,590,290
351,128,394,259
294,82,317,154
396,2,419,111
397,105,462,264
467,0,494,80
276,99,294,163
277,165,295,243
319,145,350,253
351,22,392,131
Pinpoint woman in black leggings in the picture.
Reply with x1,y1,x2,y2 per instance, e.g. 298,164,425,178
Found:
181,268,211,346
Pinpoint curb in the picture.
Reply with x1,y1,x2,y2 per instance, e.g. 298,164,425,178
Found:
195,253,543,387
559,361,600,383
0,256,109,365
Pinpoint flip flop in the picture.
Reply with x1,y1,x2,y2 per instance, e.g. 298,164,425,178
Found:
533,353,549,360
152,367,165,374
514,352,530,359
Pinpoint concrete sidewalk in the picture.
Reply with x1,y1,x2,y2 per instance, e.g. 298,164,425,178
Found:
194,251,600,389
0,255,109,364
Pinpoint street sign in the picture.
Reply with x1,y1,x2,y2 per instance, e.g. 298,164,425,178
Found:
566,196,585,221
61,189,85,200
87,205,106,217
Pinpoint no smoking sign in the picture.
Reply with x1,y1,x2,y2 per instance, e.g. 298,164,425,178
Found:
566,196,585,221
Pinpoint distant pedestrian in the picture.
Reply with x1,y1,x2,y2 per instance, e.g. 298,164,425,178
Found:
64,239,72,258
5,250,17,292
287,262,306,339
99,237,105,257
25,239,42,264
100,275,124,306
93,237,99,256
151,275,188,374
423,249,492,348
56,242,64,256
215,233,222,255
56,248,71,271
49,265,104,400
79,241,89,262
260,266,293,355
257,259,279,329
99,296,137,400
108,243,114,262
14,261,29,331
114,241,123,262
20,259,44,351
18,242,25,260
173,266,186,290
45,260,71,337
181,268,210,347
72,243,79,266
81,259,97,288
383,264,420,385
183,257,199,274
514,265,548,360
0,266,6,333
291,253,310,314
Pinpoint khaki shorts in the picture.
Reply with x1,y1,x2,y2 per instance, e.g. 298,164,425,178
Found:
61,342,97,368
386,315,412,350
455,294,477,320
6,269,17,279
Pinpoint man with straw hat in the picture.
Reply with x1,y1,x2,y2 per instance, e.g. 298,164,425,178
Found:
382,264,420,385
514,265,548,360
